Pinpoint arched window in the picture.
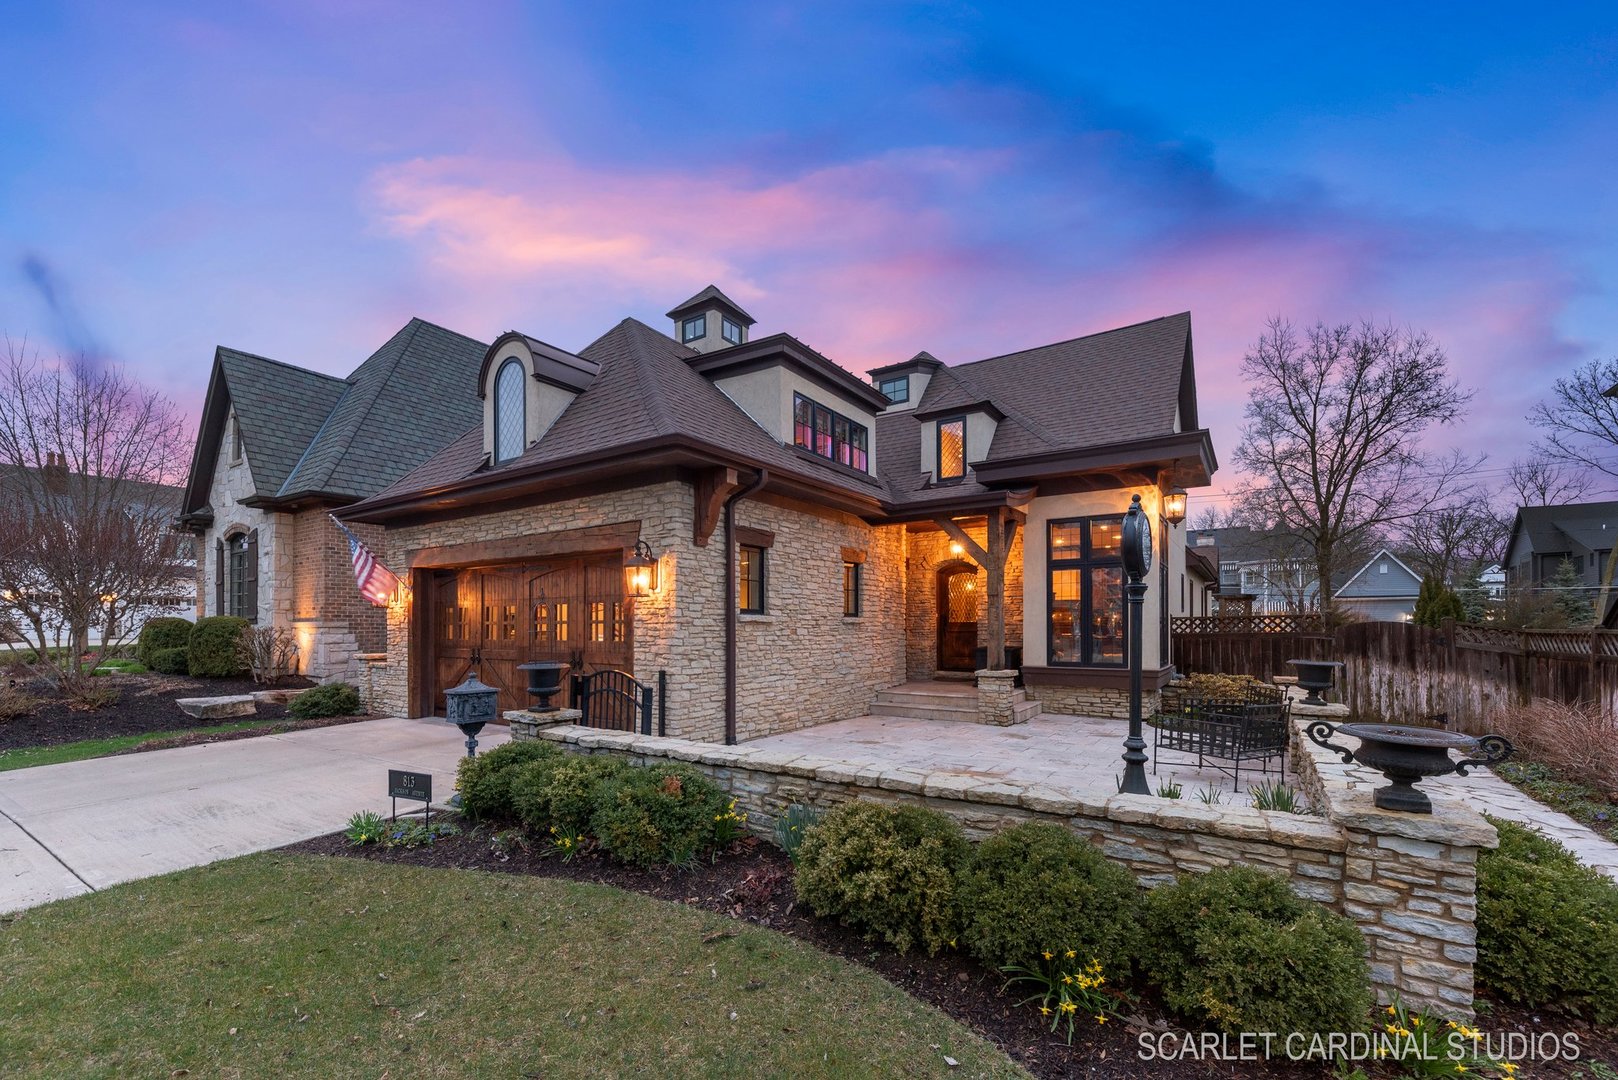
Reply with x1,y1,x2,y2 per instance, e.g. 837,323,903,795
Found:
493,359,525,464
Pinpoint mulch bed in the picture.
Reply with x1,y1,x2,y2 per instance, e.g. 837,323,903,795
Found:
285,823,1618,1078
0,672,323,750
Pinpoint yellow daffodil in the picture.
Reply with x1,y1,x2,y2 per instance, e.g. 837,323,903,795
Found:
1042,951,1053,960
1095,1015,1108,1025
1065,950,1076,959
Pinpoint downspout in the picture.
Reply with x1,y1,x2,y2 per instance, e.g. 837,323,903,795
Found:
723,469,769,745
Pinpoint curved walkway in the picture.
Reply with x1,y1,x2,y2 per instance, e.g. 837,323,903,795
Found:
0,716,503,915
1427,767,1618,880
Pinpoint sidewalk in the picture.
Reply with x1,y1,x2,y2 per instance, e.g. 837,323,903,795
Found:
0,716,506,914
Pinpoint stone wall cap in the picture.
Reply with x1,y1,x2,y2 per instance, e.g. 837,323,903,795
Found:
974,669,1020,678
1328,790,1499,848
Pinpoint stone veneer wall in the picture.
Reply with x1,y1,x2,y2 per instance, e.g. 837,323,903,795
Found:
512,712,1496,1015
1024,682,1158,721
371,481,907,741
904,523,1024,681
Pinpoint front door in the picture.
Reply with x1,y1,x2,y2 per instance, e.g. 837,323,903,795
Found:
428,553,631,716
937,565,979,671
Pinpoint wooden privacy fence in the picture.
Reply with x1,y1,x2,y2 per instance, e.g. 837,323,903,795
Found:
1170,616,1618,732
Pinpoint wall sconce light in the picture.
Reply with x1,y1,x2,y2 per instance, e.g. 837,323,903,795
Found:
624,539,660,598
1163,487,1188,526
949,541,964,557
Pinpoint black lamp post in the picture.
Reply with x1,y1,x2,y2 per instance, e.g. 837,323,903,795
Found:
1118,494,1154,796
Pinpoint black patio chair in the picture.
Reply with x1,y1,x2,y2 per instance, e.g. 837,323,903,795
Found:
1152,691,1291,791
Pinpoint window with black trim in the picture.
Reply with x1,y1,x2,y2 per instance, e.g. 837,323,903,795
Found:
230,420,243,464
843,561,861,617
681,314,707,343
792,392,868,472
937,417,966,480
878,376,909,403
1047,517,1125,666
721,316,745,345
739,545,766,613
226,532,250,619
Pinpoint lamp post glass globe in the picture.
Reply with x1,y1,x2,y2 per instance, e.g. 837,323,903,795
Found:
1119,494,1153,796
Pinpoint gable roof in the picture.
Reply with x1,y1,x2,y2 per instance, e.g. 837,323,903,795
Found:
1334,548,1423,599
1504,501,1618,567
915,312,1196,463
278,319,488,500
361,317,886,514
215,348,348,500
181,319,487,521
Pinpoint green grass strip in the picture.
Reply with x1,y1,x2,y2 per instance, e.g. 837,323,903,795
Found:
0,853,1026,1078
0,719,287,773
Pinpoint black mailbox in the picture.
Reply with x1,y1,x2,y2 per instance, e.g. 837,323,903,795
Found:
444,672,499,757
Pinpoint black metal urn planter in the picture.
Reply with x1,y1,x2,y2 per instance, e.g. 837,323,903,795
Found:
517,660,569,711
1287,658,1345,706
1306,720,1513,814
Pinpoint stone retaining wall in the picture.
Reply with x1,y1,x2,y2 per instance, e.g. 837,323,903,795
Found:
512,708,1497,1014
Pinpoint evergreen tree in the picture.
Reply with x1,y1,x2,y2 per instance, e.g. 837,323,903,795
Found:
1549,557,1595,627
1413,575,1465,627
1455,562,1489,623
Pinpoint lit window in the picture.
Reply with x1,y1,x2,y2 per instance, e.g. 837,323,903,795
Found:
681,314,707,343
938,417,965,480
791,392,869,473
879,376,908,403
493,358,525,463
1047,517,1126,666
721,316,745,345
843,562,861,617
739,545,766,613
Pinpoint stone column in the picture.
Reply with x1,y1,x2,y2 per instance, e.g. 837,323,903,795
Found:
975,669,1019,726
508,707,584,742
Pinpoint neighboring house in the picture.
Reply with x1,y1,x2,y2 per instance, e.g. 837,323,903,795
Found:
1478,563,1506,600
175,319,488,678
338,287,1217,742
1502,501,1618,620
1183,536,1219,617
0,456,195,650
1333,547,1422,622
1194,526,1318,615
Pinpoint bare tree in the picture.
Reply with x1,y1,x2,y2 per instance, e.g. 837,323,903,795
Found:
1529,358,1618,481
1233,318,1474,619
1504,456,1594,508
0,340,190,688
1399,503,1510,583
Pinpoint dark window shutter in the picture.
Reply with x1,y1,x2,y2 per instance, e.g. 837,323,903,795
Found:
245,529,260,623
215,537,225,615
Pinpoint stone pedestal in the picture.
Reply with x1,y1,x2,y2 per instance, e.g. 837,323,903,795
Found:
975,669,1019,727
509,707,583,742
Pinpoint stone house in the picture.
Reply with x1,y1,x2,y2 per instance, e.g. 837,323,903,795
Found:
338,287,1216,741
175,319,488,679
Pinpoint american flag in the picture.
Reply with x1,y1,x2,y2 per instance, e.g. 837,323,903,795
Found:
330,515,399,606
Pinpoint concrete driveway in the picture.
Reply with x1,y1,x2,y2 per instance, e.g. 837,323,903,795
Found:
0,716,507,915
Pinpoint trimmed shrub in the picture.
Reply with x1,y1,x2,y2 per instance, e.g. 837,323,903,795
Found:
529,755,632,837
455,741,563,821
794,801,969,955
589,763,732,868
186,616,249,677
956,822,1139,973
136,617,193,669
1138,866,1371,1035
1477,819,1618,1022
288,681,361,719
149,647,190,675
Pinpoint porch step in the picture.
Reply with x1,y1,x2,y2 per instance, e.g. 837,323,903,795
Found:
870,699,981,722
868,681,1043,725
1012,698,1042,723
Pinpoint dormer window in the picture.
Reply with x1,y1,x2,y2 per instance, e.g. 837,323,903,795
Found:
793,392,868,472
493,358,526,464
938,417,966,480
681,314,707,343
721,316,745,345
879,376,909,403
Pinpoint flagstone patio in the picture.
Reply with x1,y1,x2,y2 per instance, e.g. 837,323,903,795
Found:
744,712,1280,805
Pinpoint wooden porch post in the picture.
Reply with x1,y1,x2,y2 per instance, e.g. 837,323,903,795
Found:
934,510,1021,671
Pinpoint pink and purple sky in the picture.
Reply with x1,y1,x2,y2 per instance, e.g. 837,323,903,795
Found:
3,2,1616,503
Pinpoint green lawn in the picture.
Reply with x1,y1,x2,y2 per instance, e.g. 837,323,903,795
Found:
0,718,286,773
0,854,1028,1079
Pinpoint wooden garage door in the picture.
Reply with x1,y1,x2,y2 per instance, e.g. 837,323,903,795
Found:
428,554,631,717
